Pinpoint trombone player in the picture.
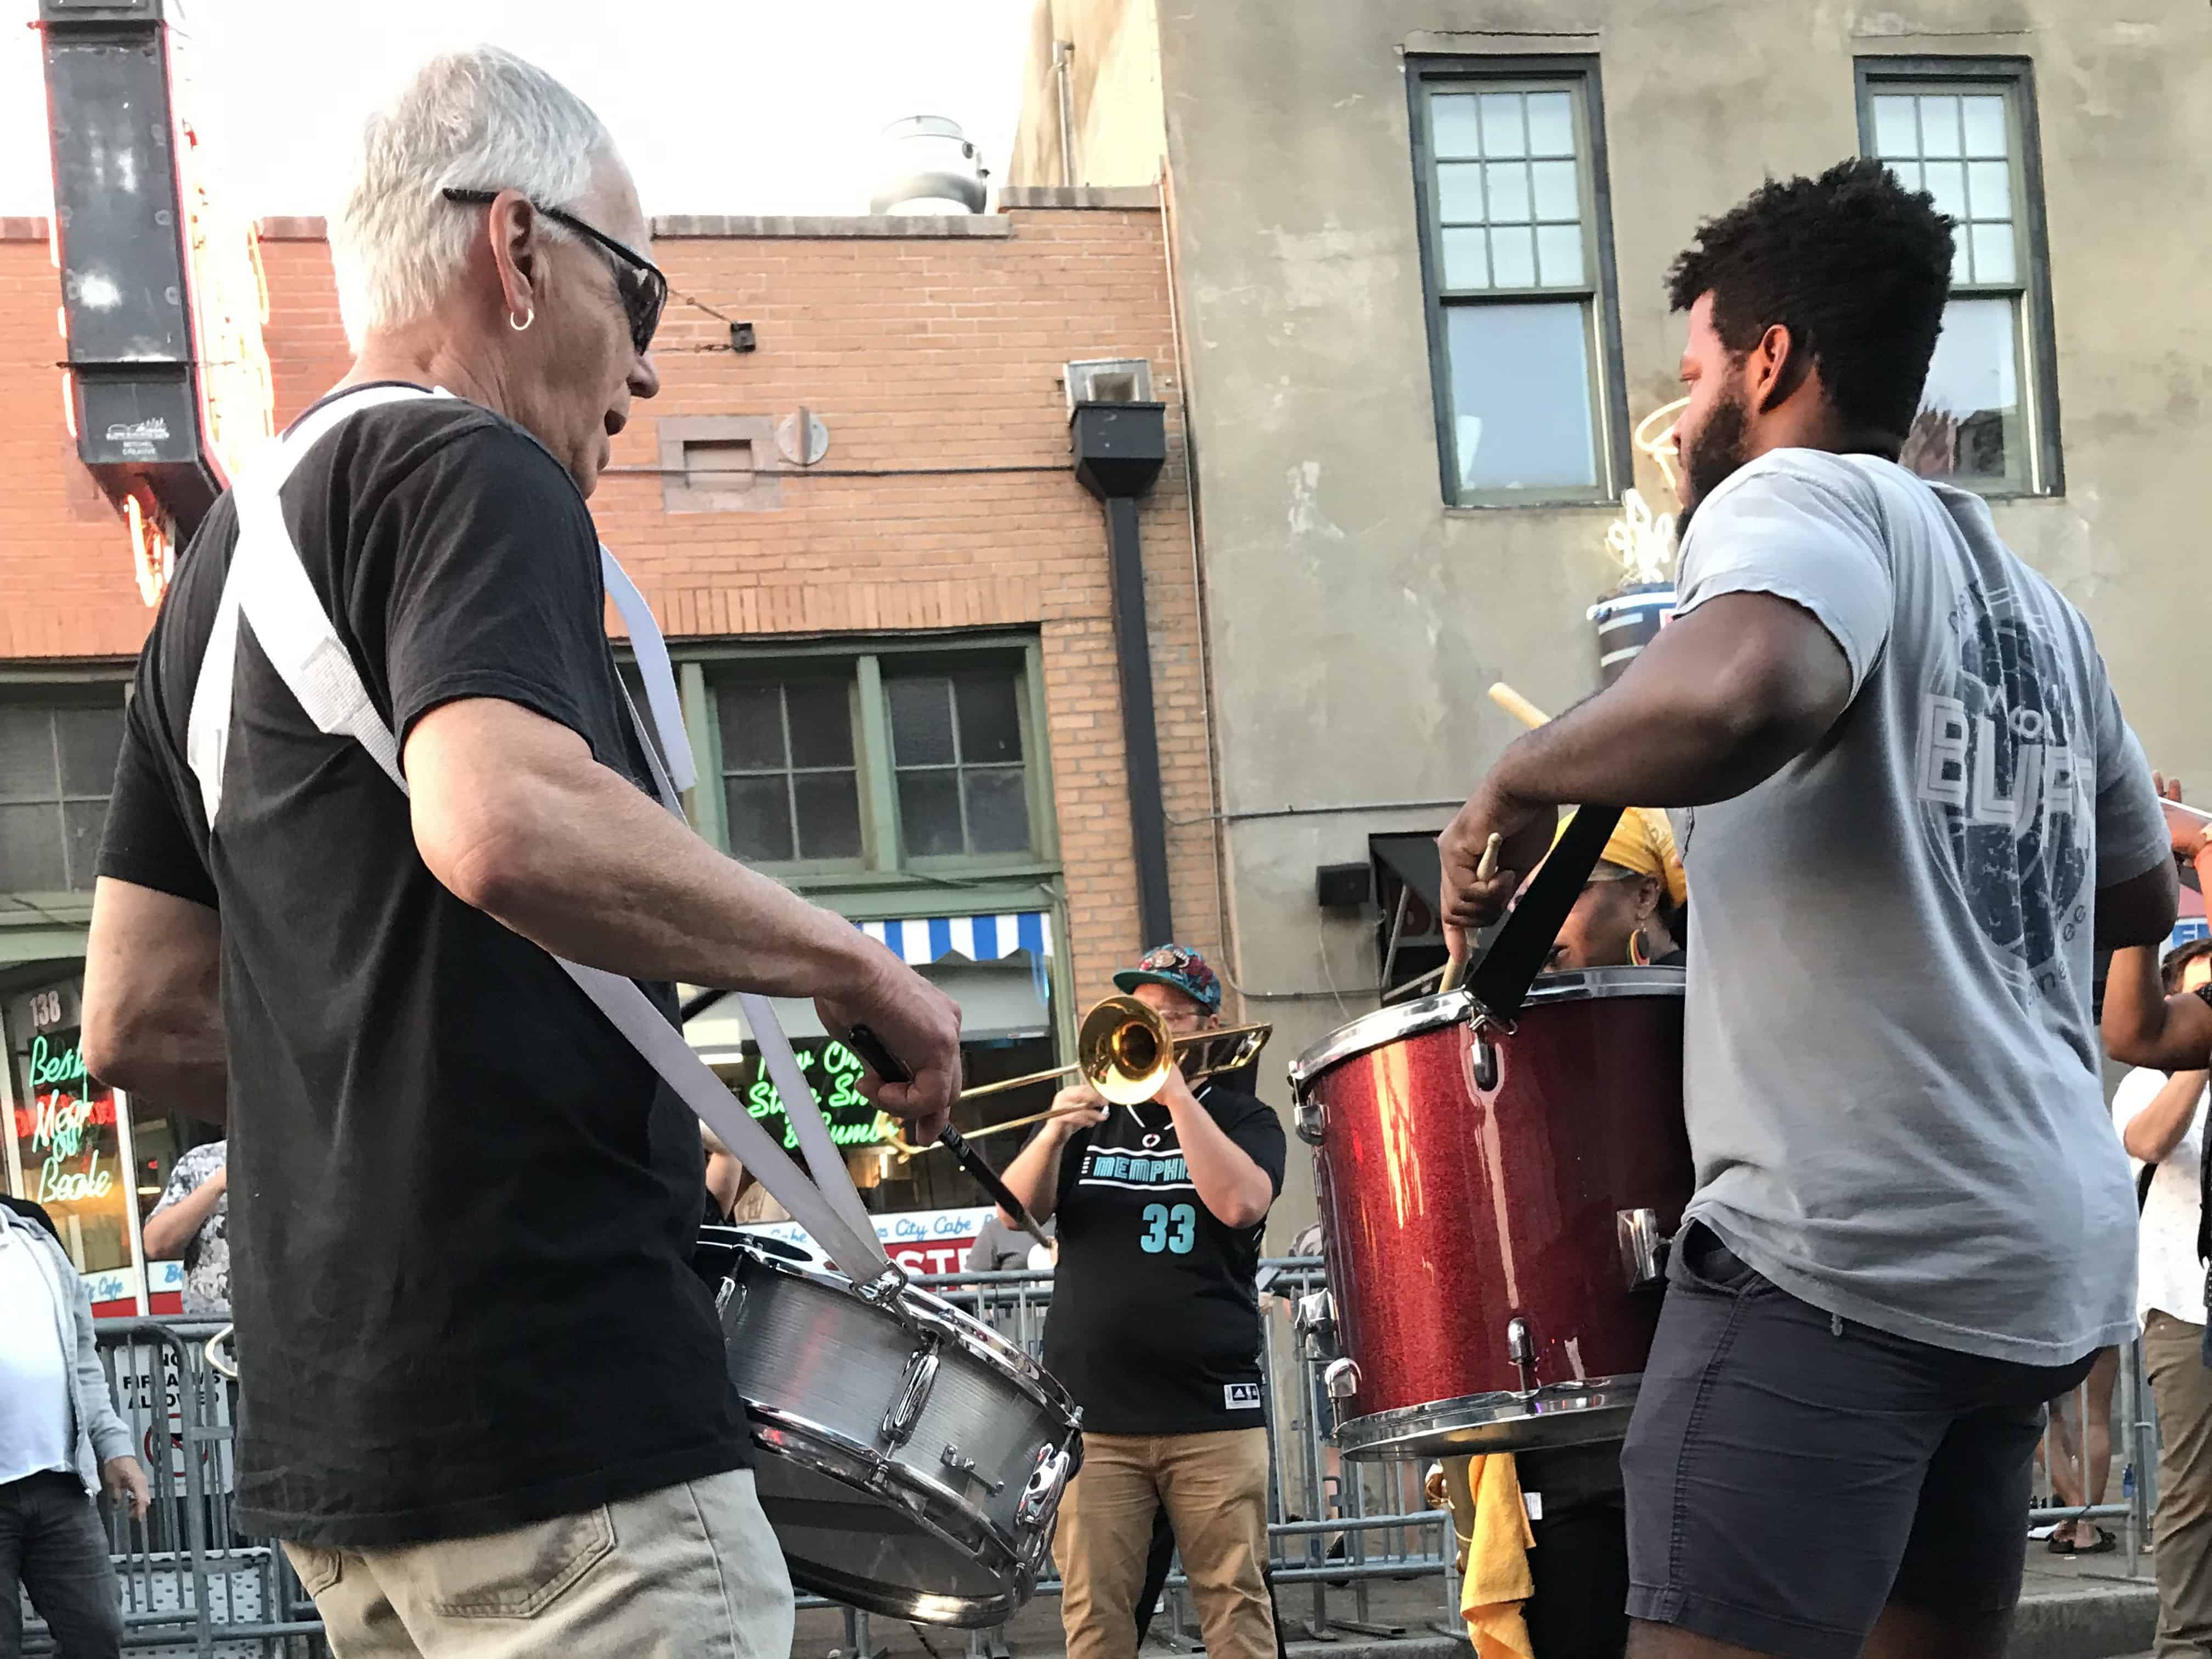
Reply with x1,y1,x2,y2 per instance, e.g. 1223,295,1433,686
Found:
997,944,1286,1659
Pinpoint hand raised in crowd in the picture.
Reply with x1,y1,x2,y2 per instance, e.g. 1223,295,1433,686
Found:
2155,773,2210,863
817,941,963,1141
103,1455,151,1522
1437,785,1558,958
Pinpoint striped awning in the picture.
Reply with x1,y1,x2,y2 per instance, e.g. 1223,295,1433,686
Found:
860,912,1052,966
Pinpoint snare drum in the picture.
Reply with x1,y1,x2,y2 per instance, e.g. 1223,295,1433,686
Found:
1289,969,1691,1459
703,1228,1083,1627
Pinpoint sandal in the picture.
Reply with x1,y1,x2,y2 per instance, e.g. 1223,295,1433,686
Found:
2075,1525,2117,1554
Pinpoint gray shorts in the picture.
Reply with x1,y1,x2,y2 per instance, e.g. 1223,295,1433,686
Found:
1621,1224,2096,1659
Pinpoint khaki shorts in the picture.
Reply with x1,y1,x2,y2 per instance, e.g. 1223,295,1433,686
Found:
284,1468,791,1659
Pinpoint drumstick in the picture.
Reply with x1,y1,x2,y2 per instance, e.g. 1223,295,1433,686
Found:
1488,682,1551,731
1436,834,1503,996
1476,832,1502,884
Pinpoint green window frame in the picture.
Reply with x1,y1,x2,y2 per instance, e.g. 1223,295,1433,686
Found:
1407,57,1634,507
1856,58,2064,496
665,636,1060,889
0,679,131,908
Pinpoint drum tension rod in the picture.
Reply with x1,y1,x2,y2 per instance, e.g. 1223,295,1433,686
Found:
1506,1316,1538,1400
940,1443,1005,1495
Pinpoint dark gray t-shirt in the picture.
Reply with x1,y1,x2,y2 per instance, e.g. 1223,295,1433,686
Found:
1671,449,2166,1365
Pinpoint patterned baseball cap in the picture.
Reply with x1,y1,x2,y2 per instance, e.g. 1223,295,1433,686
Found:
1113,943,1222,1013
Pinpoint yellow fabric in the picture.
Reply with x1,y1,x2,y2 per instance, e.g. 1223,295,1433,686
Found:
1435,1454,1536,1659
1549,806,1689,910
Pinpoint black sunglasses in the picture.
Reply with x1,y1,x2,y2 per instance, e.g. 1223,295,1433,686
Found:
442,187,667,355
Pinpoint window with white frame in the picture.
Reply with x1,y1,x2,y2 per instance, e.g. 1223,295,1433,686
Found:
1860,62,2061,494
1410,60,1630,505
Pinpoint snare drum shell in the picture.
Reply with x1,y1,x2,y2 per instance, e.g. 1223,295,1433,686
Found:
1297,974,1691,1436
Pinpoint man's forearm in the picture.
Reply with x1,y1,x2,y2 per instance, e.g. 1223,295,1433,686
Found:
1165,1090,1271,1228
2123,1071,2208,1163
2102,944,2212,1070
143,1176,223,1259
1486,594,1854,812
417,725,878,997
1493,680,1803,812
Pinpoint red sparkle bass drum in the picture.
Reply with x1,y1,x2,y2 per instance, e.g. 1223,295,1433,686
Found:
1288,968,1692,1459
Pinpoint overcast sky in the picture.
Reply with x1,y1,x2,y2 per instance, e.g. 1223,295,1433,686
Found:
0,0,1032,218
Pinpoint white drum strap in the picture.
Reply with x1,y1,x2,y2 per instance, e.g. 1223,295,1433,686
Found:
183,386,895,1286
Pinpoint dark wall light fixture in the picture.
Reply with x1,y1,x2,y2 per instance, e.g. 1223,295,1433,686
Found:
1068,358,1173,949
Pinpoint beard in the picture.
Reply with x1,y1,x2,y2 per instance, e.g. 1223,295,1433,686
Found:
1677,387,1751,535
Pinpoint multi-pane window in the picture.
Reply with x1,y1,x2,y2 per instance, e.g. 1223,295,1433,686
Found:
1860,64,2058,494
718,680,864,865
1410,63,1629,504
708,652,1039,872
0,699,125,894
887,672,1030,858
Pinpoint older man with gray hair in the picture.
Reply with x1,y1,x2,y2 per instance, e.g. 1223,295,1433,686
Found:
81,46,962,1656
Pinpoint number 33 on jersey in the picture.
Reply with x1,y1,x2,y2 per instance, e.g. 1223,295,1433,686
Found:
1140,1201,1197,1254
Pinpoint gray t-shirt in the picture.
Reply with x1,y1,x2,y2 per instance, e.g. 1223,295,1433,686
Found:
1671,449,2166,1366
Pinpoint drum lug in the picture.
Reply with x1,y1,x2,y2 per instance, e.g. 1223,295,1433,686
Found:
1617,1208,1668,1290
940,1442,1005,1496
881,1340,940,1448
855,1262,910,1306
1506,1316,1536,1398
1293,1090,1326,1147
1321,1356,1362,1425
1294,1289,1339,1362
1016,1442,1074,1531
1466,1014,1511,1093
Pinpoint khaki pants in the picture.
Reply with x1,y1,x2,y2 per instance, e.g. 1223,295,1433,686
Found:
282,1469,791,1659
1052,1429,1274,1659
2146,1313,2212,1657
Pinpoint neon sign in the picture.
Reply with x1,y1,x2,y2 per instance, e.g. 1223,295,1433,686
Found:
738,1040,881,1152
21,1030,115,1206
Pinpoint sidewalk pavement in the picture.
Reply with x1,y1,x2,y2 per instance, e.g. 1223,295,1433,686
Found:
790,1550,2159,1659
2013,1548,2158,1659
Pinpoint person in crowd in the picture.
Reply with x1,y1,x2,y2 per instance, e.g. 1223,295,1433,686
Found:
2108,936,2212,1618
703,1124,741,1221
142,1139,229,1315
998,944,1285,1659
80,46,957,1657
963,1207,1056,1272
1438,159,2176,1659
1,1195,151,1659
2042,1348,2121,1554
1544,809,1688,972
2104,804,2212,1645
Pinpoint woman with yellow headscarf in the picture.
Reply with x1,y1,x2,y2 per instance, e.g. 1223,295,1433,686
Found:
1543,806,1688,971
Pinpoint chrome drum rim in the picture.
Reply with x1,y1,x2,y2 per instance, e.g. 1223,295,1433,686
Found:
1288,968,1684,1092
1331,1376,1643,1460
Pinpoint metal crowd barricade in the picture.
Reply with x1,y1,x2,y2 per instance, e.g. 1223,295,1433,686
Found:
43,1268,2165,1657
2030,1335,2155,1577
19,1319,323,1657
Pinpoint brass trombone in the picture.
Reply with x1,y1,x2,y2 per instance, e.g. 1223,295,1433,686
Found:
962,994,1273,1107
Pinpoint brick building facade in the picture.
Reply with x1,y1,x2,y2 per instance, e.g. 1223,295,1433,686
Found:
1,191,1232,1300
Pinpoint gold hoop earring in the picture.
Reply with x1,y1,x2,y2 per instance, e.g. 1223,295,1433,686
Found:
509,308,534,333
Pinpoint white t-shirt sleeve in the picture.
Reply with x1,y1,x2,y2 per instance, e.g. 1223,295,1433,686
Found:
1674,455,1895,698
